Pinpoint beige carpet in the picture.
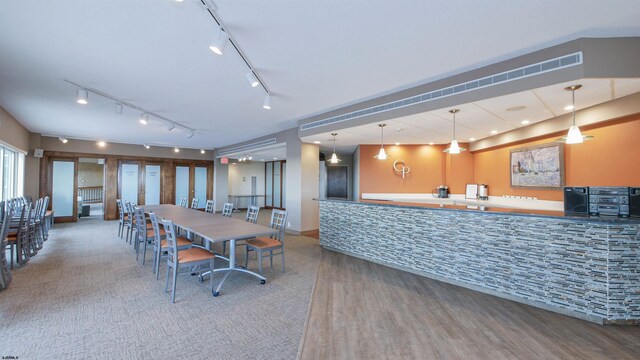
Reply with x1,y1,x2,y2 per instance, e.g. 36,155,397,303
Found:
0,215,321,359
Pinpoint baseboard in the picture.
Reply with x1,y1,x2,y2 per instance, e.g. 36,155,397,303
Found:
286,228,319,238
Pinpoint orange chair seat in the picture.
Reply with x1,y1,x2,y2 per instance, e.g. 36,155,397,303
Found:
178,248,215,263
7,231,17,237
160,237,191,248
45,210,54,216
246,237,282,249
147,228,166,238
6,234,17,242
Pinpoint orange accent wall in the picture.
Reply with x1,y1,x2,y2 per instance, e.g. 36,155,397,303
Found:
359,116,640,200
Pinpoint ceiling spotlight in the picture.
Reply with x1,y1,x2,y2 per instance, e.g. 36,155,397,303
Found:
76,88,88,104
209,28,228,55
200,149,205,154
115,103,123,115
139,113,149,125
395,142,400,146
246,71,260,88
313,141,321,144
428,142,434,146
263,93,271,110
490,130,498,135
187,130,195,138
97,141,106,148
174,147,180,153
58,136,68,144
564,105,574,111
143,144,150,149
521,120,530,125
273,157,278,160
469,137,476,142
167,123,175,131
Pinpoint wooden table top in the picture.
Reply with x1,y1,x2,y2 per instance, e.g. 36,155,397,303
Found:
144,204,275,242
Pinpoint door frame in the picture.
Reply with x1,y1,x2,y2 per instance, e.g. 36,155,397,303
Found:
173,163,213,208
264,160,286,210
48,157,79,223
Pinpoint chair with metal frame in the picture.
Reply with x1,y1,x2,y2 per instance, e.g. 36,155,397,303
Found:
149,212,192,279
162,219,216,303
190,198,199,209
5,202,30,269
222,202,233,217
0,207,15,290
204,200,215,214
133,206,163,265
116,199,126,238
244,209,288,274
123,201,136,244
179,197,188,207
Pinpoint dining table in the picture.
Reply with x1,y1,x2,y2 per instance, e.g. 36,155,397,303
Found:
143,204,277,297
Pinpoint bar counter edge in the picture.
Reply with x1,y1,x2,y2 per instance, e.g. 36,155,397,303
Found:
317,199,640,325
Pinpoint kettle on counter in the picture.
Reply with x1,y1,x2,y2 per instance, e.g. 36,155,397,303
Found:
433,185,450,198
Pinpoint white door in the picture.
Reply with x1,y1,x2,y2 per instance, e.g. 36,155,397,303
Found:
52,160,75,218
121,163,139,204
145,165,161,205
175,166,190,205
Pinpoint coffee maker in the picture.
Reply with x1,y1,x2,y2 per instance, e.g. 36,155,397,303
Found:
433,185,450,198
478,184,489,200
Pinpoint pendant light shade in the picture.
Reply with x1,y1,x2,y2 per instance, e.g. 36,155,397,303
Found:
374,124,388,160
557,84,593,144
209,28,228,55
329,133,341,164
443,109,466,154
76,88,88,104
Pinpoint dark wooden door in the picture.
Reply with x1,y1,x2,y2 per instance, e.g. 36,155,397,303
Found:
327,166,348,199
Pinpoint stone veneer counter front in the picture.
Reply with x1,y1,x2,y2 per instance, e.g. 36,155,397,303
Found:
318,199,640,324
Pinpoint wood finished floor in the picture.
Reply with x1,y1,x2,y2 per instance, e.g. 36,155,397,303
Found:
299,249,640,360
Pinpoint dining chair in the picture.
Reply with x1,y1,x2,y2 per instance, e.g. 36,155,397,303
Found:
222,202,233,217
179,197,188,207
162,219,216,303
204,200,215,213
124,201,135,244
190,198,199,209
5,202,30,269
134,206,163,265
116,199,125,238
244,209,288,274
0,207,15,290
150,212,192,279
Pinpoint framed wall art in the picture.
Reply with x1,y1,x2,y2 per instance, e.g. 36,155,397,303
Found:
510,143,564,189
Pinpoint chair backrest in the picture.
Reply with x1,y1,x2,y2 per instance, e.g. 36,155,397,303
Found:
161,219,179,267
124,201,134,221
205,200,215,213
149,212,162,245
179,197,188,207
246,206,260,224
0,207,14,251
269,209,288,243
11,202,26,237
190,198,199,209
116,199,124,219
133,206,146,239
222,203,233,217
39,196,49,219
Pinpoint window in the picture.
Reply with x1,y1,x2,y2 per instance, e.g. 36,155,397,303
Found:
0,143,26,201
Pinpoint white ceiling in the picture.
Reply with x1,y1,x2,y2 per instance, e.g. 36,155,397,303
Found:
224,143,287,162
1,1,640,150
305,78,640,154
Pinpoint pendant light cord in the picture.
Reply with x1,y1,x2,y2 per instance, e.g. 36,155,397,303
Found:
453,112,456,139
381,126,385,149
572,90,576,126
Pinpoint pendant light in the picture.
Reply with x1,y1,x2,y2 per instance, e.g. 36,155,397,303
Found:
558,84,594,144
329,133,341,164
374,124,387,160
443,109,466,154
262,93,271,110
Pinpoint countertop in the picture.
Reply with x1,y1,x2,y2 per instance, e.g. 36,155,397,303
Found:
317,198,640,224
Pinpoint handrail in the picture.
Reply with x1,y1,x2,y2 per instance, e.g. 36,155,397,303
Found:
78,186,103,204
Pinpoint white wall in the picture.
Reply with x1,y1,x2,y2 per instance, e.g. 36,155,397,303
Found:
228,162,265,208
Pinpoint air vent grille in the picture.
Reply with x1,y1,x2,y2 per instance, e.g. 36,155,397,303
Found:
217,137,278,156
300,52,582,131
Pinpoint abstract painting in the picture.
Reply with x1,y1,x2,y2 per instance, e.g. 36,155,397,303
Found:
510,143,564,189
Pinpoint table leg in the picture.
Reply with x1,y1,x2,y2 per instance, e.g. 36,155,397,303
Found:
208,239,266,297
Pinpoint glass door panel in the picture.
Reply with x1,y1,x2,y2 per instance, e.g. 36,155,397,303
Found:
175,166,190,205
194,167,207,209
265,162,273,207
121,163,139,204
273,162,281,208
144,165,161,205
52,160,75,217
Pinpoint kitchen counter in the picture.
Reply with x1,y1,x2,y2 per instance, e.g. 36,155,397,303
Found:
318,198,640,324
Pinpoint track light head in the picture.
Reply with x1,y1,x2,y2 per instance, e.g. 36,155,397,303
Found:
174,147,180,153
167,123,175,131
200,149,205,154
187,130,195,139
209,28,228,55
115,103,123,115
97,141,106,148
143,144,150,149
59,136,68,144
263,93,271,110
246,71,259,87
76,88,88,104
139,113,149,125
